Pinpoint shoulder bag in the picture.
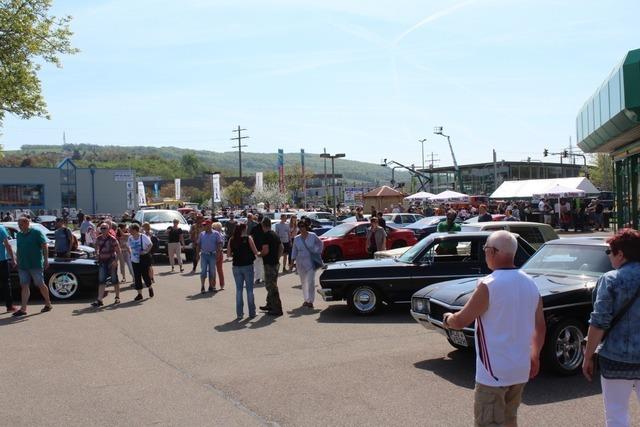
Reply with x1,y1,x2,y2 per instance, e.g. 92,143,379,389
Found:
582,283,640,370
300,235,324,270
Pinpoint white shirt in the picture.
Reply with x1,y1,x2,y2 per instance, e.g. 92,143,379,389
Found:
474,269,540,387
538,201,545,212
128,234,152,263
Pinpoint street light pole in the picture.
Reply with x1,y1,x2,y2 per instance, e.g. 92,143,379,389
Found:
419,139,427,171
320,152,345,226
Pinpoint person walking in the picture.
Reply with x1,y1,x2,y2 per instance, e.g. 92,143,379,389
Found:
128,223,154,301
224,213,237,261
257,218,284,316
12,216,53,317
275,214,291,273
291,220,323,309
79,215,92,245
116,223,134,283
250,214,265,284
142,222,157,284
365,217,386,257
53,217,73,258
91,223,121,307
212,222,225,289
167,219,184,273
442,230,545,427
198,220,223,293
189,214,204,273
583,228,640,427
288,214,299,271
227,223,259,319
0,223,17,312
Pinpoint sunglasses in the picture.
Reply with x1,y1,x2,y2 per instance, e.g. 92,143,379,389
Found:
605,249,612,255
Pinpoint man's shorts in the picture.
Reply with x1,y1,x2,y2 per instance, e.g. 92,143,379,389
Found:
282,242,291,255
98,261,119,285
474,382,526,427
18,269,46,287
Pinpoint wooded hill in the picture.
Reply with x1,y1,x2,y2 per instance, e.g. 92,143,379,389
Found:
1,144,411,186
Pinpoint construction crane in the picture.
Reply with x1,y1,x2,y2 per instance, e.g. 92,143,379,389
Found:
433,126,465,193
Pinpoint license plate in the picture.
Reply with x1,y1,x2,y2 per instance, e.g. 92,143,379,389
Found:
448,330,468,347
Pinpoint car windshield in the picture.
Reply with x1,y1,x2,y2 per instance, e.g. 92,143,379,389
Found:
397,235,435,263
523,244,611,277
142,211,186,224
412,216,445,227
320,223,353,237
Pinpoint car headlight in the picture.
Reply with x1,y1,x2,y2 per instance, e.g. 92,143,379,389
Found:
412,297,429,314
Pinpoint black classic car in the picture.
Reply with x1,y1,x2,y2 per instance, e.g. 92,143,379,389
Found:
6,240,100,301
318,231,536,315
410,237,611,375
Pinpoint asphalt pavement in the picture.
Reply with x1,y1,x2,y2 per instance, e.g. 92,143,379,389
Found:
1,257,638,426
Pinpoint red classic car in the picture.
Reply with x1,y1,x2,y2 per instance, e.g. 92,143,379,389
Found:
319,222,417,262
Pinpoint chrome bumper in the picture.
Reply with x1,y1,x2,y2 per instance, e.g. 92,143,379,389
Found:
317,288,334,301
410,310,474,336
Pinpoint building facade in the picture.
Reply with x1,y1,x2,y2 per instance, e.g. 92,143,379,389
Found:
0,159,136,216
421,161,584,196
577,48,640,229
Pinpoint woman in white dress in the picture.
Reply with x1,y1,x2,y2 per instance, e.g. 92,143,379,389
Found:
291,221,323,308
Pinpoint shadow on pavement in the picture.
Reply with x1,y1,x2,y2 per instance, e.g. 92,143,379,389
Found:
414,350,602,405
248,313,277,329
287,306,321,318
186,291,216,300
215,318,251,332
316,304,414,324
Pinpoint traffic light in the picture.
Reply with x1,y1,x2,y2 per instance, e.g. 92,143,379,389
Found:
543,149,548,157
563,150,569,158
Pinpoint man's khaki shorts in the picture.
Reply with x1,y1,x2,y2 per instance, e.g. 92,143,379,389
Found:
474,382,526,427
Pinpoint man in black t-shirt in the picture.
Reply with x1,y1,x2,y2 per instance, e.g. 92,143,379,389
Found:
477,204,492,222
257,218,283,316
167,219,184,272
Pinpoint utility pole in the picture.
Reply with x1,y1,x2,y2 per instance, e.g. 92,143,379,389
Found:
323,147,328,207
419,139,427,170
230,126,249,180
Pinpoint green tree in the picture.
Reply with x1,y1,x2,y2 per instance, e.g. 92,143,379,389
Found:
180,153,202,177
0,0,79,127
263,170,279,185
588,153,614,191
223,180,251,206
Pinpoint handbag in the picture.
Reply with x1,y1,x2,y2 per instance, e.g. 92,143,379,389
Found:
582,283,640,370
300,235,324,270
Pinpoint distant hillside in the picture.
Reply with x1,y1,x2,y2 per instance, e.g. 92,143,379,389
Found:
2,144,411,186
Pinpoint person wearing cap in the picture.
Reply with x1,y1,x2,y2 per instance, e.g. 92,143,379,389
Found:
54,217,73,258
189,214,204,273
198,219,223,293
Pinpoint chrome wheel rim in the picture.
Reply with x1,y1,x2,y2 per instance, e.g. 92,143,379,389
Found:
48,272,79,299
353,287,376,313
554,325,584,371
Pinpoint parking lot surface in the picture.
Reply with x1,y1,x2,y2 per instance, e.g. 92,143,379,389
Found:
1,258,638,426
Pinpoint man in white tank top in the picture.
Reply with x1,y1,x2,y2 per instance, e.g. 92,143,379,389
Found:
443,230,546,427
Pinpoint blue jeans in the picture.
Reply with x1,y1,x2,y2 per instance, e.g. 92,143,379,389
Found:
98,260,119,285
232,265,255,317
200,252,217,280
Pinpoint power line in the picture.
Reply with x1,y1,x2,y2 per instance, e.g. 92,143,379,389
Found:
230,126,249,179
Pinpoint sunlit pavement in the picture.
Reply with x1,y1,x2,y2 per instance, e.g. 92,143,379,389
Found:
1,258,637,426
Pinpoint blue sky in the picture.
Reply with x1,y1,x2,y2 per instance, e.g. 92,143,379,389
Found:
2,0,639,168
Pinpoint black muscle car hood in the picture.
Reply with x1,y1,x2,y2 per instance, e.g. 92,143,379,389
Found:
324,257,409,270
414,272,597,307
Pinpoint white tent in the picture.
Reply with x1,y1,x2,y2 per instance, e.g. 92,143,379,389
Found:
429,190,470,203
533,184,586,224
404,191,436,200
490,177,599,199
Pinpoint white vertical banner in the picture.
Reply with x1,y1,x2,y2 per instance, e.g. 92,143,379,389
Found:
212,174,222,203
255,172,263,192
174,178,181,200
137,181,147,206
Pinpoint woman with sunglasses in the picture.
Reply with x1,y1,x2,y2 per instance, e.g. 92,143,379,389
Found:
583,228,640,426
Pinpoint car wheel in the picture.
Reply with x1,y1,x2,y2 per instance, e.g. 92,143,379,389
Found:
347,285,381,315
543,318,585,375
325,246,342,262
48,272,79,300
391,240,407,249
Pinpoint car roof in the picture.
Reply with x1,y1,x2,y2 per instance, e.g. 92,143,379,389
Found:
544,236,608,246
429,231,495,239
462,221,551,228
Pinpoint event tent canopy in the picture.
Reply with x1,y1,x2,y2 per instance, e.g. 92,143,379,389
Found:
404,191,436,200
490,177,599,199
429,190,470,203
532,184,586,199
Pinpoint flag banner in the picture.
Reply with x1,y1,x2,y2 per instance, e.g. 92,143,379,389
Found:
212,174,222,203
255,172,263,192
175,178,181,200
278,149,285,193
137,181,147,206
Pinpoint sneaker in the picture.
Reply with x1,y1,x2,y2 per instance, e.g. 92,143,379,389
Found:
91,300,104,308
148,287,154,298
259,305,271,311
41,305,52,313
134,294,143,302
6,306,17,313
12,309,27,317
180,267,184,272
114,297,120,304
200,287,206,294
